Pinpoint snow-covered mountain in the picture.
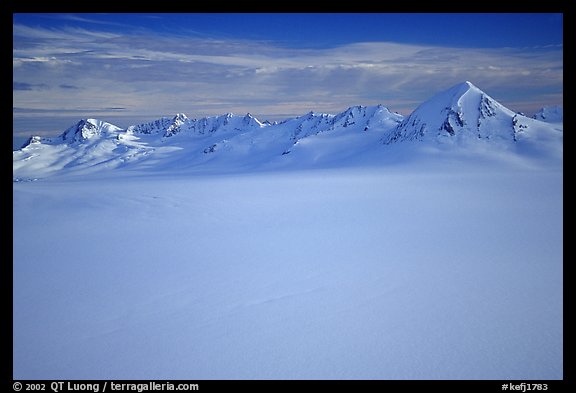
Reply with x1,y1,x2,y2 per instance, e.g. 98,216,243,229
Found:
126,112,266,138
381,81,562,161
60,118,123,143
13,81,562,179
384,81,533,144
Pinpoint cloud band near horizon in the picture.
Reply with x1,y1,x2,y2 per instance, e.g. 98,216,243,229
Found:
13,23,563,137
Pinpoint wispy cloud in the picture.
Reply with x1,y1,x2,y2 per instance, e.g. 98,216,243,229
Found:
13,81,49,91
52,13,131,28
59,84,80,90
13,23,563,131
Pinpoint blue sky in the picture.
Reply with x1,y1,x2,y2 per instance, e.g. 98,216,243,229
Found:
13,13,563,143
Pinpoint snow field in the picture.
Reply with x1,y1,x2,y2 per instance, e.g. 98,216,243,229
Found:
13,162,563,379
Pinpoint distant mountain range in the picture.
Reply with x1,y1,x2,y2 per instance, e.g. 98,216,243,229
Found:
13,81,563,179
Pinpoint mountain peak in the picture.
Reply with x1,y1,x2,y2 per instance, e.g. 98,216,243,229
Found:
60,118,121,142
242,112,265,127
173,113,188,121
383,81,517,144
442,81,482,101
454,80,477,91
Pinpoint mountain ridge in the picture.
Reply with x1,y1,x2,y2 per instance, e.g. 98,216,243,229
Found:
13,81,562,179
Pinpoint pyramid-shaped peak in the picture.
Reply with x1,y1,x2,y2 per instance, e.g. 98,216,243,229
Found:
418,81,498,115
383,81,518,144
456,80,479,90
442,80,483,98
